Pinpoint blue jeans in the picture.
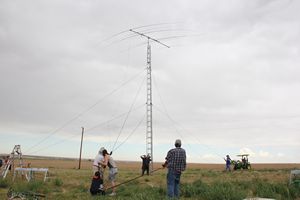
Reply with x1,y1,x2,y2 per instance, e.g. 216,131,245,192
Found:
167,168,181,198
225,164,231,171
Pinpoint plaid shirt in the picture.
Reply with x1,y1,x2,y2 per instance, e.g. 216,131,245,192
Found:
165,147,186,172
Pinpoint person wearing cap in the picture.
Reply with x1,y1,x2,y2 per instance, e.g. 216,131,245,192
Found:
162,139,186,198
93,147,105,174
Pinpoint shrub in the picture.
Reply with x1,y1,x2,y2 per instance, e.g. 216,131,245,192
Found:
116,185,164,199
251,179,296,200
9,180,49,197
182,179,247,200
0,179,9,188
289,184,300,198
201,170,219,177
27,181,44,192
182,179,208,197
206,182,247,200
53,178,63,187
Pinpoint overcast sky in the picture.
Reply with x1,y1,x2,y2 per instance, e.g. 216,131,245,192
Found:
0,0,299,163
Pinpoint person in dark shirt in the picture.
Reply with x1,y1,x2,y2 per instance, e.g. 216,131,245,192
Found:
162,139,186,198
90,171,105,195
140,154,151,176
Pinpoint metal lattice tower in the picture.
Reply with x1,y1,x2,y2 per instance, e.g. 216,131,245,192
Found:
146,39,153,170
130,29,169,171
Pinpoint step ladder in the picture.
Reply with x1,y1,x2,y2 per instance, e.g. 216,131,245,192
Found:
0,145,24,179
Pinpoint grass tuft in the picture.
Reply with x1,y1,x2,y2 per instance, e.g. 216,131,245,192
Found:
0,179,9,188
53,178,63,187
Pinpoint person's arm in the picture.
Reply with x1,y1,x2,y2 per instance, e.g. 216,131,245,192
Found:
183,150,187,170
162,150,171,167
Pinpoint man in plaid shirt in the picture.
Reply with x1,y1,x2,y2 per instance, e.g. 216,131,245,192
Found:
163,139,186,198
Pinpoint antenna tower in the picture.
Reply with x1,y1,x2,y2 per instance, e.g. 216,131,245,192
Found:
129,29,169,171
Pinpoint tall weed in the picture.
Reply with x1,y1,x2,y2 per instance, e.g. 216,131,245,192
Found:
0,179,9,188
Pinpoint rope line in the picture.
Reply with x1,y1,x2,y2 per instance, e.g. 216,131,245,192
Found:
24,68,146,154
153,105,224,159
99,22,182,43
152,76,224,159
113,112,146,153
111,75,146,151
85,103,145,133
26,105,147,155
105,167,164,190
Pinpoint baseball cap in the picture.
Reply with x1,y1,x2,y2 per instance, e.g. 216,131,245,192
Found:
175,139,181,146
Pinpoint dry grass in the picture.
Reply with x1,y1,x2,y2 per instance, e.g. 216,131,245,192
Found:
21,158,300,170
1,158,299,199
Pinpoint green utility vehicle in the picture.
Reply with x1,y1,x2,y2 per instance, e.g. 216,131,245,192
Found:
232,154,251,170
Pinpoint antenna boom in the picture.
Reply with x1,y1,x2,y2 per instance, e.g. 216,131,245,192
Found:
129,29,170,48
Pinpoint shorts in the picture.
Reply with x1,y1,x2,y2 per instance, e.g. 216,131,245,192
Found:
108,168,118,181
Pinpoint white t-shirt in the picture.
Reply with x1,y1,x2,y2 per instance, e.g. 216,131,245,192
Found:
93,153,104,166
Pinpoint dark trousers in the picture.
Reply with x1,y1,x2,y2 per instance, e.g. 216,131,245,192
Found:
142,166,149,175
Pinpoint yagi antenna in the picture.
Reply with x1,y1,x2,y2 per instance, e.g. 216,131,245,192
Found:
129,29,170,48
129,28,170,172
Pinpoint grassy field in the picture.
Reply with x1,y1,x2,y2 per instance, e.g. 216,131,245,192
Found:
0,158,300,199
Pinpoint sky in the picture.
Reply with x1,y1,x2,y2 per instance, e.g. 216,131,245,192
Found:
0,0,299,164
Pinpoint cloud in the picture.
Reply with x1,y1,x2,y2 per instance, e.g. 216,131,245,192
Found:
198,154,220,163
277,153,284,157
239,148,256,156
258,150,270,157
0,0,300,162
